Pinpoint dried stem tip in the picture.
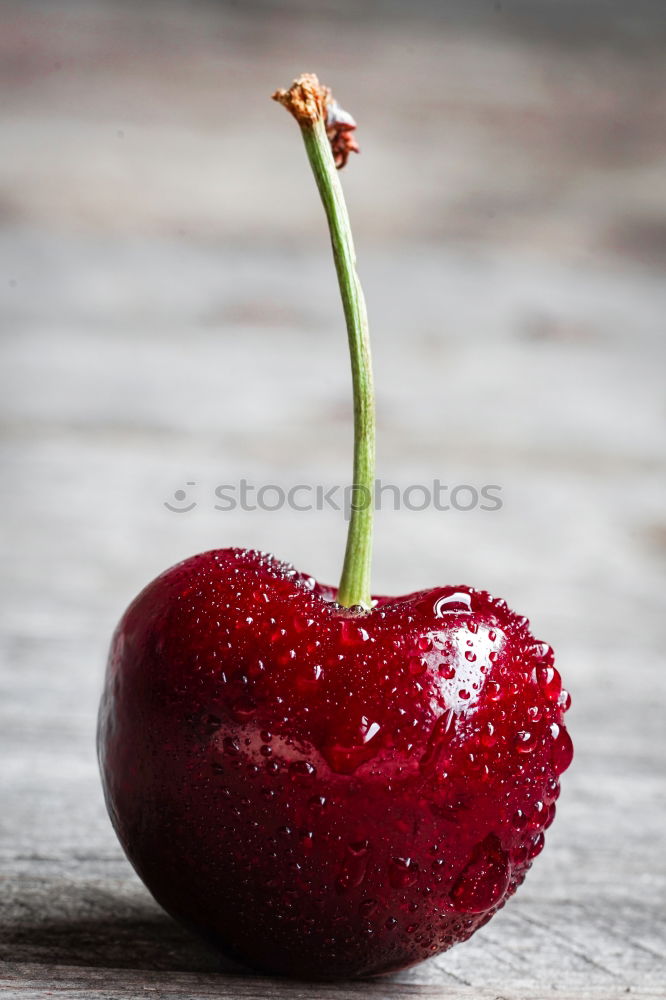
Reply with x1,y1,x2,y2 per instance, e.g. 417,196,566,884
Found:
272,72,330,126
273,72,359,169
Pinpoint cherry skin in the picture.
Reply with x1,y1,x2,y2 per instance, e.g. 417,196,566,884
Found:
98,548,572,980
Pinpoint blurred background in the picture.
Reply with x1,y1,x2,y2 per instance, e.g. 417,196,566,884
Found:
1,0,665,994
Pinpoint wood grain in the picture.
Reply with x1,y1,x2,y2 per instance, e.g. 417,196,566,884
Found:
1,1,665,998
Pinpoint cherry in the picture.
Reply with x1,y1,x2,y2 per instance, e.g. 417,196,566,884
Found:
98,74,573,980
98,548,572,978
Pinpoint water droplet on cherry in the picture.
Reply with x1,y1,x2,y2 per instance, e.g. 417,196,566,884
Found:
531,641,555,665
230,696,256,721
481,722,496,747
434,592,472,615
223,736,241,756
558,688,572,712
340,621,370,644
450,837,510,914
293,614,314,632
511,809,527,830
336,840,370,892
528,832,545,859
289,760,316,778
552,725,573,774
389,857,419,889
486,680,501,700
321,717,382,774
538,665,562,702
514,730,536,753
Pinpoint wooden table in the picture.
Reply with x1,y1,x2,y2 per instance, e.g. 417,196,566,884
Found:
1,2,664,997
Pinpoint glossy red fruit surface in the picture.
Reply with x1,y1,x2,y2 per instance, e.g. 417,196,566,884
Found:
98,548,572,980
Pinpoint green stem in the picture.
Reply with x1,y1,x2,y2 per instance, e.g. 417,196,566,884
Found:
299,117,375,609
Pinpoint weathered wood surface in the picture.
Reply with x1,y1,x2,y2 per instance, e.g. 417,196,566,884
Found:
1,2,665,998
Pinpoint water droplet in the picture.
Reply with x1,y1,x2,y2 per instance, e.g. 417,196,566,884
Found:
438,662,456,679
528,832,545,859
248,659,265,677
340,620,370,644
464,651,477,662
409,656,427,675
486,680,501,700
223,736,241,756
296,663,324,689
389,857,419,889
363,719,381,742
511,809,527,830
538,665,562,702
514,730,536,753
293,614,314,632
552,725,573,774
385,916,398,930
558,688,572,712
289,760,316,778
420,709,455,775
529,800,546,830
511,844,528,865
544,801,557,829
458,688,471,700
308,794,327,811
336,841,370,892
450,837,510,914
481,721,496,747
434,592,472,615
359,898,378,917
321,718,382,774
531,641,555,665
417,636,433,651
230,696,256,721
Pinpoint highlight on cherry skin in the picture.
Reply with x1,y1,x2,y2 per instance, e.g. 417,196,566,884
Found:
97,547,573,980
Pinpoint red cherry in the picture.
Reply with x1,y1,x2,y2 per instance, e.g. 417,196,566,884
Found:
98,548,573,979
99,74,575,980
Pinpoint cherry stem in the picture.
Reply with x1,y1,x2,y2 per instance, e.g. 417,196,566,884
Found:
274,75,375,609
